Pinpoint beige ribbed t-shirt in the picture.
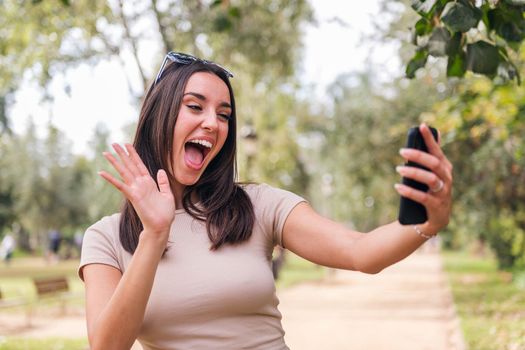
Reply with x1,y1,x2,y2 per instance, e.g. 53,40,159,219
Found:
79,183,305,350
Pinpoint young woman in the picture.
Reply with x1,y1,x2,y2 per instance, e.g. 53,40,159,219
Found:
79,52,453,350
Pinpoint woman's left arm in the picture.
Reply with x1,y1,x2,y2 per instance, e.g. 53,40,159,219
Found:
282,124,453,274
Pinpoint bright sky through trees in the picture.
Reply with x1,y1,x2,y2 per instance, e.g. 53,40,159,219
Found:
9,0,398,155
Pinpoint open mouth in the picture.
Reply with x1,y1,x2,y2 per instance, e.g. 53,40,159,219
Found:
184,139,213,169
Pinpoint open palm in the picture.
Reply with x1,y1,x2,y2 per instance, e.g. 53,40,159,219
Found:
99,143,176,236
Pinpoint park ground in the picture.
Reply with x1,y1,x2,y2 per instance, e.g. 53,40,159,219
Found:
1,242,524,349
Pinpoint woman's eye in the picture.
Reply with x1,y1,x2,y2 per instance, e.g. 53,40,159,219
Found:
218,114,231,122
187,105,202,111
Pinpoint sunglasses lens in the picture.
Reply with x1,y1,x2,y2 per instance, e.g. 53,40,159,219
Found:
168,52,194,64
156,51,233,85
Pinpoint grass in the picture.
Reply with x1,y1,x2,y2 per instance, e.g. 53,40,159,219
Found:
0,258,84,304
276,252,326,289
0,337,88,350
0,257,87,349
442,251,525,350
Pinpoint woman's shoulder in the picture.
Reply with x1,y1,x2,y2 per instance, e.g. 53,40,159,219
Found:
240,182,305,206
86,213,121,238
240,182,275,199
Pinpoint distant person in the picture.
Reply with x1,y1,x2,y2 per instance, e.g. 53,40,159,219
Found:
0,233,15,266
79,52,453,349
48,229,62,262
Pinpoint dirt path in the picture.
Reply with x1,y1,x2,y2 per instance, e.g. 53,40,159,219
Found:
278,249,466,350
1,249,464,350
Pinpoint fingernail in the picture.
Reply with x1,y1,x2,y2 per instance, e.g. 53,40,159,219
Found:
394,184,402,190
399,148,409,156
395,166,404,173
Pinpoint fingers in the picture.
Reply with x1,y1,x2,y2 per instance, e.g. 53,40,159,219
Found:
101,143,171,197
400,149,452,184
125,144,151,177
103,151,134,184
157,169,172,194
420,123,454,172
112,143,142,178
394,183,438,207
396,165,444,193
420,123,444,160
98,170,129,193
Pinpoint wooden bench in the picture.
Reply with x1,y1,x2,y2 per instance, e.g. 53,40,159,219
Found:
32,276,77,315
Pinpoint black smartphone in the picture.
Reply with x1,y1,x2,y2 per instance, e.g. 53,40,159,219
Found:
398,126,439,225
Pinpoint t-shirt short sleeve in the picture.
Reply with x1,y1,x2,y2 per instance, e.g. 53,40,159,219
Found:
78,214,122,281
252,183,307,248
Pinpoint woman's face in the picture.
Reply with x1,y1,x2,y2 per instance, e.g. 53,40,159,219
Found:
171,72,231,188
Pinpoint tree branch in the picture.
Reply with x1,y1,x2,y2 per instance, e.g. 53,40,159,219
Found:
117,0,147,91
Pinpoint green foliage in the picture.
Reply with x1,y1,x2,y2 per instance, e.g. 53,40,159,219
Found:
489,214,525,269
441,1,482,33
424,60,525,268
466,41,500,75
0,0,314,246
301,70,448,229
408,0,524,82
0,122,121,247
443,251,525,349
0,0,113,92
406,49,429,78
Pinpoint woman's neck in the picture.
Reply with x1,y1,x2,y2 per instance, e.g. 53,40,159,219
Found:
171,183,185,209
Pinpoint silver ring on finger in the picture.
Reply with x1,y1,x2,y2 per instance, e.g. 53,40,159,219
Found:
430,179,444,193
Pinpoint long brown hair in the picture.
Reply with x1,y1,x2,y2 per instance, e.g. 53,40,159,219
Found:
119,60,255,253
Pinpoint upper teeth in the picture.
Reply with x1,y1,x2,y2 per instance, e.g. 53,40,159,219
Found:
189,139,212,148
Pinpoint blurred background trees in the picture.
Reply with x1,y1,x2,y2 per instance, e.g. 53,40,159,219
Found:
0,0,524,274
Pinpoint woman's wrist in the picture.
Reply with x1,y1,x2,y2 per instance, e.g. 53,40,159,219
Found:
417,222,440,238
138,228,170,252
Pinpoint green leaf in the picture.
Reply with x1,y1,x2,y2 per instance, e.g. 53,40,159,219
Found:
406,49,429,78
466,41,500,75
428,27,451,57
60,0,70,6
447,52,466,77
504,0,525,5
488,7,525,43
411,0,438,17
214,14,232,32
446,32,463,56
441,2,482,33
228,6,241,18
415,18,433,36
211,0,223,7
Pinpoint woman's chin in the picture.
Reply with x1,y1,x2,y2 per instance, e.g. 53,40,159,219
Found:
175,171,203,187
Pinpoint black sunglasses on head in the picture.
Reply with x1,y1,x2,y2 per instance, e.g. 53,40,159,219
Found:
154,51,234,86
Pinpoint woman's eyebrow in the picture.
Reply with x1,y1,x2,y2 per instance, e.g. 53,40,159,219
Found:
184,92,206,100
183,92,231,109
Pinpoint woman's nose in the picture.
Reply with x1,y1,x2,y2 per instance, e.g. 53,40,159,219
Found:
201,110,219,131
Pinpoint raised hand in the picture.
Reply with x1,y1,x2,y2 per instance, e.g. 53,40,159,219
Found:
99,143,176,239
395,124,453,233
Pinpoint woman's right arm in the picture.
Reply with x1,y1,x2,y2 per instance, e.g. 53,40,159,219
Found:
83,229,166,350
84,143,176,349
